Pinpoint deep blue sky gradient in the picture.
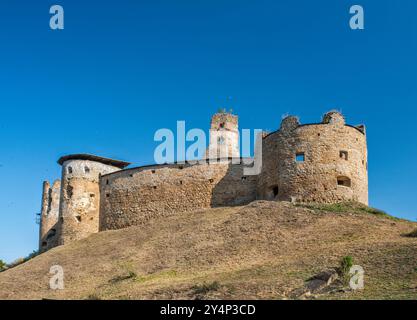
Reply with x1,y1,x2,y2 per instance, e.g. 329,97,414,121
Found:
0,0,416,262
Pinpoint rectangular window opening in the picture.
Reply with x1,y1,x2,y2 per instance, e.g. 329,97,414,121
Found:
340,151,348,160
337,176,351,187
296,152,305,162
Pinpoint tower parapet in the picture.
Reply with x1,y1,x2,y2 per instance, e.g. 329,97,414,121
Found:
57,154,130,245
322,110,345,126
280,115,300,133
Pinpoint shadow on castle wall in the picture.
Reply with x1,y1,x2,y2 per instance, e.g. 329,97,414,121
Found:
210,161,257,208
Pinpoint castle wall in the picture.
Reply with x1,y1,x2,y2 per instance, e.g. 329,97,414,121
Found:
57,159,121,245
39,180,61,251
99,160,257,231
38,111,369,251
258,113,368,204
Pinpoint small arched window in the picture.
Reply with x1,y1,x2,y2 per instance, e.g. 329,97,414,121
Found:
84,166,90,173
67,166,73,174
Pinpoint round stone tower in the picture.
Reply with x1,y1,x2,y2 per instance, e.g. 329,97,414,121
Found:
57,154,130,245
258,111,368,205
206,111,240,159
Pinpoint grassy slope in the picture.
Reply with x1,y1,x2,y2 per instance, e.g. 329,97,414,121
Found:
0,201,416,300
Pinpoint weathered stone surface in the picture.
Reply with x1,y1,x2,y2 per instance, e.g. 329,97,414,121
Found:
306,279,328,292
206,112,240,159
99,160,257,231
310,269,339,285
57,159,122,245
258,111,368,205
39,180,61,251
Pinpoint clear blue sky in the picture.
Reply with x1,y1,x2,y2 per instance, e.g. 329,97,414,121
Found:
0,0,416,263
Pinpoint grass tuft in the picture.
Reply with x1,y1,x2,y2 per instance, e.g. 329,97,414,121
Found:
338,255,354,285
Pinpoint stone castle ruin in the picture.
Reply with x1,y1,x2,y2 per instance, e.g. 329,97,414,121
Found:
39,111,368,252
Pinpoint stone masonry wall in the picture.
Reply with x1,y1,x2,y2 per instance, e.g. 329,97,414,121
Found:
57,160,121,245
39,179,61,251
38,111,369,249
99,160,257,231
258,112,368,204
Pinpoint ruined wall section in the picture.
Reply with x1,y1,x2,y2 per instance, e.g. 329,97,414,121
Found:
257,132,279,200
58,160,121,245
258,112,368,204
99,160,257,231
39,179,61,251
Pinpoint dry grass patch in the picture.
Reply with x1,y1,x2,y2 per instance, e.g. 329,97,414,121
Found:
0,201,416,300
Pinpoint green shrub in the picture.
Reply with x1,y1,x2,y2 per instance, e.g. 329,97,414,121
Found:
339,256,354,285
6,250,39,270
0,259,6,272
24,250,39,261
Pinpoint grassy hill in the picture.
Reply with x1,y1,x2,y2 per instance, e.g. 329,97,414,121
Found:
0,201,416,300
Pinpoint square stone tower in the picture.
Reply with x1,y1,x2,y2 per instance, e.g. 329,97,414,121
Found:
206,111,240,159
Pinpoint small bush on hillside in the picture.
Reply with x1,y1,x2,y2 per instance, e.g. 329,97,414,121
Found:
6,250,39,270
25,250,39,260
0,259,6,272
338,256,354,285
7,258,25,269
